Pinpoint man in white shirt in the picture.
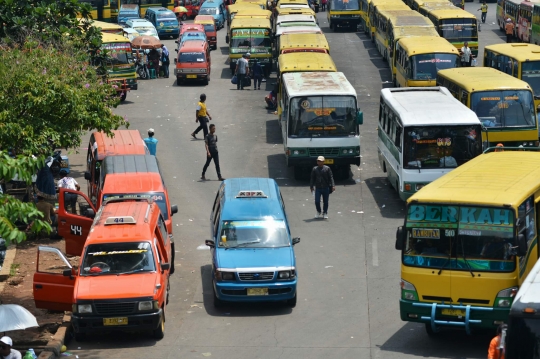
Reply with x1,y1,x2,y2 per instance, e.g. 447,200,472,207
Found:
0,336,22,359
57,169,80,214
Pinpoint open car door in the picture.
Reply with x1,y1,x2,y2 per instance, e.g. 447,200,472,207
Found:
33,246,76,311
58,188,96,256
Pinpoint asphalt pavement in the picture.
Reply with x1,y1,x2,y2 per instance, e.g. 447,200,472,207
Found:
66,4,506,358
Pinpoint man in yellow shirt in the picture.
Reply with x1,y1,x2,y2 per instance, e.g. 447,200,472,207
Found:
478,1,488,23
191,93,213,139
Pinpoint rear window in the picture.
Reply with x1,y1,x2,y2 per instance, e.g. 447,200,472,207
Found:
203,24,215,32
180,52,206,62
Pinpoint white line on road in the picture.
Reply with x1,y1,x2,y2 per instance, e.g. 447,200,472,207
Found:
372,238,379,267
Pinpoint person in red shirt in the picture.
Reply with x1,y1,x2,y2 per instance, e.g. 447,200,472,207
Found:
488,324,507,359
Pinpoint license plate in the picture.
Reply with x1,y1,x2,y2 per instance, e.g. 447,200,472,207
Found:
441,309,465,317
166,29,172,32
103,317,128,326
247,288,268,296
186,74,197,78
324,159,334,164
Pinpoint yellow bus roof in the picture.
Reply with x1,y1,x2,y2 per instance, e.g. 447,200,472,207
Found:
425,8,477,20
390,13,435,27
228,3,262,14
408,152,540,207
398,36,459,55
392,25,439,40
437,67,532,92
279,33,330,52
230,17,272,29
374,3,411,12
278,52,337,72
90,20,124,31
421,2,461,11
101,32,131,43
276,6,316,15
370,0,408,9
413,0,450,7
484,43,540,62
378,9,418,19
234,8,273,18
278,0,310,6
195,18,216,25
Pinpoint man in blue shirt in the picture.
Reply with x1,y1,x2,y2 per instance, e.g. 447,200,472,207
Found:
160,44,170,78
144,128,158,155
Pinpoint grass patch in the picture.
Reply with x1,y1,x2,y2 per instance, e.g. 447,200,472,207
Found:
10,263,20,277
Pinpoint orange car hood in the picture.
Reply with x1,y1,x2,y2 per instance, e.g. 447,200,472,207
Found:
75,273,158,300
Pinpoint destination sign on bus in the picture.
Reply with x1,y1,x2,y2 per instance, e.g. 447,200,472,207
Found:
407,205,512,226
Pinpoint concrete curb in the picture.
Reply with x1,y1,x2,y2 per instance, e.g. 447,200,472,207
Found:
37,315,71,359
0,245,17,288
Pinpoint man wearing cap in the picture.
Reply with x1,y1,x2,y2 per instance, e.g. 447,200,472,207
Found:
57,169,80,214
144,128,158,155
505,18,515,43
310,156,335,219
235,53,250,90
0,336,22,359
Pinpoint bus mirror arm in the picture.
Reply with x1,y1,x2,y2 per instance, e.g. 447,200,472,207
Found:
516,234,527,257
395,226,404,250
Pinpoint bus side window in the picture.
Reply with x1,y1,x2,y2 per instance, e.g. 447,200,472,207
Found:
388,112,395,140
513,60,519,78
518,196,536,253
460,90,469,106
384,106,390,133
394,121,402,151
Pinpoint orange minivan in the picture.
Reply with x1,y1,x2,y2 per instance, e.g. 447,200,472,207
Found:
33,199,173,340
194,15,217,49
56,155,178,259
84,130,149,206
174,39,211,85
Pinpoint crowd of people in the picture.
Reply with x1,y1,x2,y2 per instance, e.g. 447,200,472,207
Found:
135,44,170,79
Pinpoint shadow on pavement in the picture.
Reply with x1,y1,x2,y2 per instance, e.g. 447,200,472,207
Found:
265,119,282,145
363,176,405,219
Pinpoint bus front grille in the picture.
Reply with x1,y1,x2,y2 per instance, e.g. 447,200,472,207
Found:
308,148,340,157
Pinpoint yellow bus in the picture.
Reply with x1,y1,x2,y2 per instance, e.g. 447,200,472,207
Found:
388,26,440,86
90,20,124,35
276,53,337,116
396,151,540,335
417,1,458,17
411,0,449,12
278,33,330,54
484,43,540,114
80,0,174,22
368,0,410,40
360,0,371,33
437,67,538,147
505,0,521,34
395,36,459,87
423,7,479,56
327,0,363,31
101,33,138,101
235,0,268,9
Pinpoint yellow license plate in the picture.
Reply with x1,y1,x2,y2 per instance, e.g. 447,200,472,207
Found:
441,309,465,317
186,74,197,78
247,288,268,296
324,159,334,164
103,317,128,326
166,29,172,32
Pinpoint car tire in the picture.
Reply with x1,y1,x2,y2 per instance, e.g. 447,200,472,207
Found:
74,332,86,342
286,293,297,308
176,77,182,86
153,311,165,340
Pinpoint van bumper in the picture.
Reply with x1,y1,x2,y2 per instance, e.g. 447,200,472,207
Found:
215,280,297,303
159,29,180,37
72,309,162,334
288,156,360,167
399,299,508,332
174,71,209,81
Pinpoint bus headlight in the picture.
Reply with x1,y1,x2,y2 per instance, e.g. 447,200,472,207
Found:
400,279,418,301
495,286,518,307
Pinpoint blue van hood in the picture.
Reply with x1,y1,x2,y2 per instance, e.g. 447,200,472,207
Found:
216,247,293,269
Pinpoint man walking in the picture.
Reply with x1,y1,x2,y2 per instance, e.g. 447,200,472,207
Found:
478,1,488,24
191,93,212,139
310,156,335,219
160,44,170,78
235,53,250,90
505,18,515,43
201,124,224,181
144,128,158,155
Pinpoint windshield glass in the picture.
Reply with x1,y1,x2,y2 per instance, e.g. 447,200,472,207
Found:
119,12,139,19
471,90,536,129
403,204,516,272
412,53,459,80
157,12,176,19
179,52,206,62
134,26,158,36
521,61,540,97
440,19,478,41
81,242,155,276
278,21,318,27
203,24,215,32
330,0,360,10
102,192,169,220
507,317,540,358
102,42,133,65
288,96,357,138
230,28,272,54
218,219,289,248
403,125,482,169
199,7,218,14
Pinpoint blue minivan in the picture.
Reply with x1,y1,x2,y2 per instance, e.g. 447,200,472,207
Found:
205,178,300,308
197,0,227,29
145,7,180,38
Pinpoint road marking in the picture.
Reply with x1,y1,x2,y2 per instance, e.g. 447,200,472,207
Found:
372,238,379,267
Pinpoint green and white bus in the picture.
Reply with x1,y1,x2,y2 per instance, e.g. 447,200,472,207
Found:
377,87,482,200
280,72,363,180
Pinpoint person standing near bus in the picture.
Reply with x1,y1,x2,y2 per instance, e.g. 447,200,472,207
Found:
488,324,506,359
144,128,158,155
478,1,488,24
310,156,335,220
460,42,473,67
505,18,515,43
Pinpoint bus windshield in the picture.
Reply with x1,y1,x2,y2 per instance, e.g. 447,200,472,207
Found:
230,28,272,54
521,61,540,97
412,54,459,80
330,0,360,10
471,90,536,129
102,42,133,65
403,125,482,169
439,18,477,42
288,96,358,138
507,317,540,358
403,204,516,272
219,219,290,248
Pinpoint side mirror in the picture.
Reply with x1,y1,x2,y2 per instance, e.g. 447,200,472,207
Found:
395,226,405,250
516,234,527,256
292,237,300,245
171,205,178,215
161,263,171,271
357,111,364,125
86,208,95,219
84,171,92,181
205,239,215,248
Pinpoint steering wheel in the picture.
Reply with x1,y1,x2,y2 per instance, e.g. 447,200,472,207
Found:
90,262,111,273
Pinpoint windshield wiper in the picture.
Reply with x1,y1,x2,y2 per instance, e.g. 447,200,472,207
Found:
118,268,147,275
459,237,475,277
226,240,261,249
437,250,453,275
